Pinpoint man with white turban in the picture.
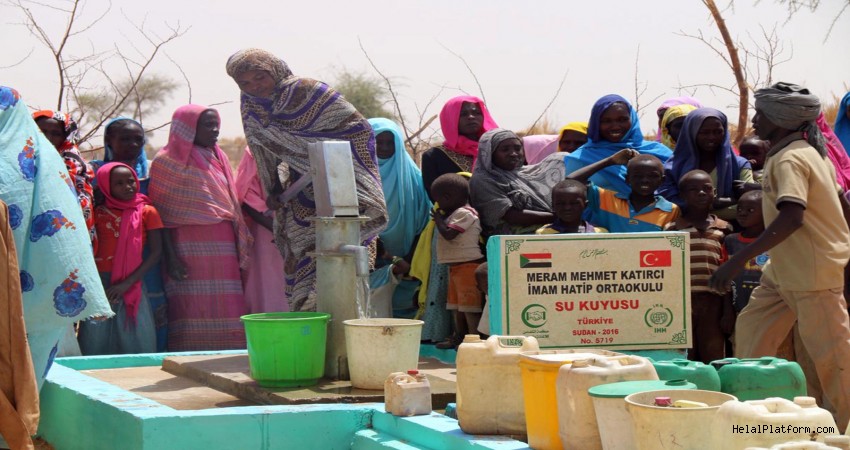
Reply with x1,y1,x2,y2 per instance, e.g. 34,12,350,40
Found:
710,82,850,427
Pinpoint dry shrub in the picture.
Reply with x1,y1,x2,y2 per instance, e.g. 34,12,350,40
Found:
517,117,558,137
218,136,248,170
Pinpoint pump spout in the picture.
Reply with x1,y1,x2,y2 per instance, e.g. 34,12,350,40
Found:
339,244,369,277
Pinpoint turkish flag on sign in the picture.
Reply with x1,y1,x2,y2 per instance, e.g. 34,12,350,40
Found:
640,250,672,267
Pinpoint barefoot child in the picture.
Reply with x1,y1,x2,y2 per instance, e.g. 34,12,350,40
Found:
78,163,163,355
566,149,679,232
431,173,485,348
664,170,734,363
536,179,607,234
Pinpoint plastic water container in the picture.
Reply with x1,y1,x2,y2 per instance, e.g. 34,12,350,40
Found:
384,370,432,416
713,357,806,401
456,334,540,435
556,356,659,450
626,389,737,450
712,396,838,449
344,318,423,389
651,358,722,391
241,312,330,387
588,379,697,450
519,349,624,450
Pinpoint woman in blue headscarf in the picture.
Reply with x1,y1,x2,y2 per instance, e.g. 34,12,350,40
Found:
90,117,151,191
368,118,431,260
91,117,169,351
368,118,431,318
0,86,112,391
657,108,752,219
564,94,673,194
835,91,850,157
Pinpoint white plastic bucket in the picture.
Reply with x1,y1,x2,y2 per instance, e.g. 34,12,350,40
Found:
344,318,423,389
625,389,737,450
588,380,697,450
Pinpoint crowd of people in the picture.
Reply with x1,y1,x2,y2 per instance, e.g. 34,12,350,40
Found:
3,46,850,446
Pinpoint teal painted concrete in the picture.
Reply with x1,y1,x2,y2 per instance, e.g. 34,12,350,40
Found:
351,430,422,450
485,238,505,335
371,410,531,450
418,344,456,365
40,352,528,450
55,350,246,370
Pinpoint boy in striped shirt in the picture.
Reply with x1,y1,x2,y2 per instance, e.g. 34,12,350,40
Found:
664,170,734,363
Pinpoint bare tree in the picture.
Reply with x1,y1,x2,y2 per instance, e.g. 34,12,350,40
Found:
632,45,665,120
774,0,850,41
8,0,189,146
677,2,794,144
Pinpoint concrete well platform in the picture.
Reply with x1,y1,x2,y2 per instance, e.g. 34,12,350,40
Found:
161,352,457,409
38,349,528,450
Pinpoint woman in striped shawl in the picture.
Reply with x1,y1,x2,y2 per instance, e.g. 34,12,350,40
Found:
148,105,251,350
226,49,387,312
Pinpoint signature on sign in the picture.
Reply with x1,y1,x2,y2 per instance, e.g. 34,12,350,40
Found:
579,248,609,259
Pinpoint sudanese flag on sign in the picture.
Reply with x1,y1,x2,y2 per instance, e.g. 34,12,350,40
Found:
520,253,552,268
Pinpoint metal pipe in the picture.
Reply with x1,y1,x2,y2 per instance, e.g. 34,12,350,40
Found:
338,245,369,278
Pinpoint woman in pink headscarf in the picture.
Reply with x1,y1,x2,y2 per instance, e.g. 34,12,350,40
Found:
420,96,498,199
148,105,252,351
414,95,498,347
817,113,850,192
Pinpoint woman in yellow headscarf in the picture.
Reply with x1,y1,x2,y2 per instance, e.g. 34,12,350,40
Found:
557,121,588,153
659,104,697,150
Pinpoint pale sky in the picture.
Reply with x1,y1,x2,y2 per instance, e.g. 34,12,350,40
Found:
2,0,849,149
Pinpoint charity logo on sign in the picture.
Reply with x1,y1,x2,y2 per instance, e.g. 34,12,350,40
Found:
644,304,674,328
521,304,548,328
519,252,552,268
639,250,672,267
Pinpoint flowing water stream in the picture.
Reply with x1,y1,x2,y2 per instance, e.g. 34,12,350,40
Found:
355,276,372,320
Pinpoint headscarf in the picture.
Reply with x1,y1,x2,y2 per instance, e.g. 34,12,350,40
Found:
439,95,499,163
95,163,149,324
656,96,703,141
660,104,697,149
226,48,293,82
31,109,96,244
564,95,673,194
227,49,387,309
522,134,559,164
818,112,850,191
0,86,112,330
470,129,566,232
148,104,252,270
834,91,850,157
368,118,432,257
754,82,826,156
91,117,150,182
226,48,387,239
658,108,750,205
559,121,589,138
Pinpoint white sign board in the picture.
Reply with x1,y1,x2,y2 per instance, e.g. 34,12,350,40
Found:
486,232,692,350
